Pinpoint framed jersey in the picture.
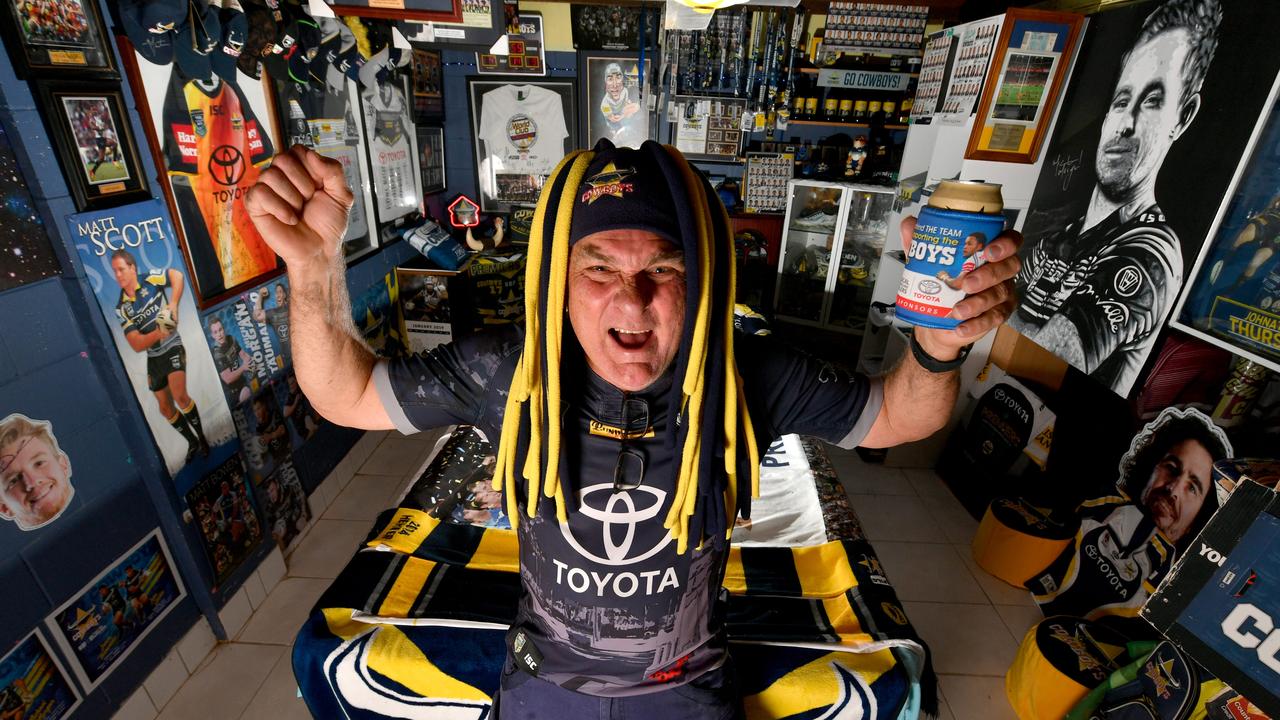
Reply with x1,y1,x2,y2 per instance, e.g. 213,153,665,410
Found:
359,74,423,235
467,77,577,213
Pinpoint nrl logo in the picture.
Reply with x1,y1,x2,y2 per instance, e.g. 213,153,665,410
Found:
580,163,635,204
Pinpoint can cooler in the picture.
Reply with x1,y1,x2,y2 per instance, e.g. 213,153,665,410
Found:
897,204,1005,329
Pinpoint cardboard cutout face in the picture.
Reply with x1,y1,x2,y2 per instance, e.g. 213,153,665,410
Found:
0,415,75,531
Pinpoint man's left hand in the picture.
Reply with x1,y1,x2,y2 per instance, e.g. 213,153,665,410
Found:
899,216,1023,361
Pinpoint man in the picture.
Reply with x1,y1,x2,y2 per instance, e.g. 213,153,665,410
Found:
1208,193,1280,293
1012,0,1221,393
252,394,290,465
247,141,1020,716
599,62,643,148
281,371,320,440
0,414,74,530
253,282,291,348
112,249,209,462
208,316,254,405
1029,407,1230,634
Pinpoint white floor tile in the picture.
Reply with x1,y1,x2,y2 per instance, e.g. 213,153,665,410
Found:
175,619,217,675
238,578,331,646
938,675,1018,720
221,587,254,640
324,473,404,521
142,651,189,712
113,688,157,720
934,684,956,720
903,468,953,498
314,474,341,513
921,492,980,545
846,494,948,543
831,455,915,496
994,604,1044,645
240,649,313,720
903,602,1019,676
258,547,287,594
359,436,430,477
874,542,988,604
156,643,283,720
952,545,1039,608
285,519,369,578
243,569,268,610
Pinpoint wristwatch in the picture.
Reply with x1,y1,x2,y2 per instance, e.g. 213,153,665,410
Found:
909,332,971,373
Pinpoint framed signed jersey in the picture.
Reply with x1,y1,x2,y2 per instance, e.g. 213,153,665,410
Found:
466,77,577,213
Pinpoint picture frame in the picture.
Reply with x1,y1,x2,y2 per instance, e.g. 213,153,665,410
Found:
964,8,1085,163
476,12,546,77
359,72,423,237
467,76,577,213
0,0,116,78
33,81,150,212
417,125,446,194
0,630,81,720
397,0,505,52
412,48,444,123
580,51,650,149
328,0,461,23
570,6,659,51
670,96,746,162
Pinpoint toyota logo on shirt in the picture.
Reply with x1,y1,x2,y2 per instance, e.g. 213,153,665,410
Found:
209,145,245,186
559,483,673,566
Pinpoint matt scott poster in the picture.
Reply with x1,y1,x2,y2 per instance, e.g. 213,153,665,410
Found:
186,454,263,584
46,530,185,689
1172,88,1280,371
201,280,289,410
1010,0,1280,397
0,123,60,291
0,631,80,720
67,200,238,496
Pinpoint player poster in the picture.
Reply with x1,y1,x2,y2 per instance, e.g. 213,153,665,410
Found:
1011,0,1280,397
130,51,280,303
398,269,454,353
583,55,649,149
201,284,288,410
0,123,60,291
258,461,309,550
45,529,185,690
185,454,263,585
569,6,657,51
1172,87,1280,371
274,370,321,449
67,200,238,497
230,385,291,483
0,631,80,720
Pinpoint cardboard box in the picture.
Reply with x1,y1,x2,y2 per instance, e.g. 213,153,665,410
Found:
1142,479,1280,717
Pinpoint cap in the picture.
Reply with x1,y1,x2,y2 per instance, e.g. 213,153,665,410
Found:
119,0,185,65
569,140,681,247
237,0,277,79
174,0,222,81
605,62,623,77
262,16,316,85
211,0,248,82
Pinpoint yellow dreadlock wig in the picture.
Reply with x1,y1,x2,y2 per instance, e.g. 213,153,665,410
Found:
492,139,760,554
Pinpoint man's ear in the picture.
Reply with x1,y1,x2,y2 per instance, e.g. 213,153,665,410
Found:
1174,92,1202,140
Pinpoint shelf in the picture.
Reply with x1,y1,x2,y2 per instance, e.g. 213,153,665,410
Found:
798,68,920,77
789,120,909,130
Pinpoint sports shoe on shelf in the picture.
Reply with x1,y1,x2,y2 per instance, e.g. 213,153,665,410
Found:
791,206,838,232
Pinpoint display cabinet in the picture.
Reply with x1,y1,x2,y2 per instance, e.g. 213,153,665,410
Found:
773,180,895,335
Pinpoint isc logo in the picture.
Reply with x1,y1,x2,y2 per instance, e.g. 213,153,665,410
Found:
1200,542,1226,566
1221,603,1280,675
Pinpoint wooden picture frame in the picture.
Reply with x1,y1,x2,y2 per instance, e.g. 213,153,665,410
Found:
328,0,462,23
417,125,446,195
964,8,1084,164
0,0,116,78
580,51,650,149
33,80,150,211
467,76,577,213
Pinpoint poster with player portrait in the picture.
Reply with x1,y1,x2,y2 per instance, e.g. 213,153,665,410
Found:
581,53,649,149
0,414,75,532
0,122,60,291
185,454,263,585
569,6,657,51
45,529,185,690
1010,0,1280,398
1172,86,1280,372
33,82,150,211
359,74,423,232
273,370,321,449
258,461,309,550
67,200,238,497
230,385,291,483
0,0,115,77
467,77,577,213
0,630,80,720
126,45,281,305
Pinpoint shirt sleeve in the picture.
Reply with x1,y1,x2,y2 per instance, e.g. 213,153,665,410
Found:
1057,228,1181,371
162,72,199,174
736,333,883,450
234,83,275,165
372,326,523,436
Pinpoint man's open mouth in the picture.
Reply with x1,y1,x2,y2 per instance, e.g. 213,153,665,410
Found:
609,328,652,350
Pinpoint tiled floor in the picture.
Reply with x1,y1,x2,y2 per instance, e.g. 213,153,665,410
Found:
130,432,1033,719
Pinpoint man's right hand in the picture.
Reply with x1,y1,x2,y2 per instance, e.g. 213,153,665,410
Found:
246,145,353,267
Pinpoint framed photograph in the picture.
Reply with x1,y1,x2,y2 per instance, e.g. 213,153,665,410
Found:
412,48,444,123
581,52,649,149
359,73,423,234
34,82,149,211
467,77,577,213
0,630,81,720
964,9,1084,163
0,0,115,78
1171,85,1280,372
328,0,461,22
670,96,746,162
570,6,658,51
743,152,793,214
398,0,505,52
45,529,186,690
417,125,446,194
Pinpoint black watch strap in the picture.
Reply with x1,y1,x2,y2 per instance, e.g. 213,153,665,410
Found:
909,332,971,373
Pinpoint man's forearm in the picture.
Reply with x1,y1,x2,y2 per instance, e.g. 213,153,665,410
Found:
880,344,960,442
288,255,376,421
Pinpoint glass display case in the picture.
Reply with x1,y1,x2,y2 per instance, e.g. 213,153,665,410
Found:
774,180,895,335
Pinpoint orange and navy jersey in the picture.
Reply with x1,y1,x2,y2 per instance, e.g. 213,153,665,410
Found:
162,74,277,292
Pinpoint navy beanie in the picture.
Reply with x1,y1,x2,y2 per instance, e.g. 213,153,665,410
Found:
569,139,682,246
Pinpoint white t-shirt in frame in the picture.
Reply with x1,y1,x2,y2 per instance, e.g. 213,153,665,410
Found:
478,84,569,177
